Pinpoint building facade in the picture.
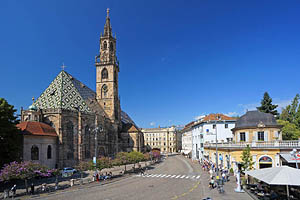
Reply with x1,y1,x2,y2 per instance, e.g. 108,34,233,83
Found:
191,114,236,160
19,9,143,168
141,126,180,153
181,122,194,156
203,110,300,172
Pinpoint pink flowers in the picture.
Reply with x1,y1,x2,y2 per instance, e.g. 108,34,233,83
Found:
0,161,58,182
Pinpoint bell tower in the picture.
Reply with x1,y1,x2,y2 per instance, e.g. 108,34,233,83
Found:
95,8,121,123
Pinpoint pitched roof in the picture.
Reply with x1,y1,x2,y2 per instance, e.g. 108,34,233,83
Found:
17,121,57,137
33,70,95,112
202,113,236,122
32,70,135,124
121,111,136,125
233,110,280,130
181,121,195,133
128,125,139,132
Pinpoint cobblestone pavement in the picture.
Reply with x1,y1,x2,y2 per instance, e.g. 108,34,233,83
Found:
19,155,252,200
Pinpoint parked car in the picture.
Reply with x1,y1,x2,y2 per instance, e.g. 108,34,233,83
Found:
62,167,77,175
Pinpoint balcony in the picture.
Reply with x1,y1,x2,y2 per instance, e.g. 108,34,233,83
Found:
204,140,300,149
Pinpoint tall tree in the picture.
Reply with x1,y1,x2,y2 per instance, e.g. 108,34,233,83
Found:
0,98,22,168
290,94,299,123
257,92,279,116
240,145,254,173
280,105,291,122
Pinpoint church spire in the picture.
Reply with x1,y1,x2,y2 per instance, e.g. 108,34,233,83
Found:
103,8,112,37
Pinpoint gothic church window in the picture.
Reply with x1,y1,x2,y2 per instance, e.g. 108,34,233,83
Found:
47,145,52,159
102,68,108,79
103,41,107,49
66,121,74,159
31,145,39,160
85,126,90,158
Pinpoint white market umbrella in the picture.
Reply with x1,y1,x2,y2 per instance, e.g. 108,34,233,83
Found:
245,166,300,198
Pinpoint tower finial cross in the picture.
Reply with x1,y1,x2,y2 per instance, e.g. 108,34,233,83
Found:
107,8,110,17
61,63,67,71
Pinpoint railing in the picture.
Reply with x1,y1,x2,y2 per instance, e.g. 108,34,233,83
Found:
204,140,300,149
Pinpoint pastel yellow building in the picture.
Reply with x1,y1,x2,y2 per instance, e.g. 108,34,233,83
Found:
204,111,300,170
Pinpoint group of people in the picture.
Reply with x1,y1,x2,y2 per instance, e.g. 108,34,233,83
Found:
94,171,113,182
201,160,230,193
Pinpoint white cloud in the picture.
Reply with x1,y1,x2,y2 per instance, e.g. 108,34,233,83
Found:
150,122,155,126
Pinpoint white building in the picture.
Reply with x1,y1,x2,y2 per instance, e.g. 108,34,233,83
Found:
191,114,236,160
181,122,194,156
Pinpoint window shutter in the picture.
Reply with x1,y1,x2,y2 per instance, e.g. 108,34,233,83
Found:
255,132,258,141
265,131,268,141
237,132,240,142
246,132,249,142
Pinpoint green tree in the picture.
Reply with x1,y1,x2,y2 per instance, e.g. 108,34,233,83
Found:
280,94,300,123
116,152,130,172
0,98,22,168
277,120,300,140
95,157,112,171
128,151,144,168
290,94,299,123
240,145,254,173
257,92,279,116
280,105,291,122
75,161,91,184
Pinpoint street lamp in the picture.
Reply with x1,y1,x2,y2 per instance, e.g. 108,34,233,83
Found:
89,125,103,174
290,148,299,169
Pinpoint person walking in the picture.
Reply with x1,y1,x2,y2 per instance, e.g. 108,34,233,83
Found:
222,171,226,182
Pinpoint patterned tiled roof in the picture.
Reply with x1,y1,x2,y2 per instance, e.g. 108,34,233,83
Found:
32,70,135,125
33,71,95,112
17,121,57,137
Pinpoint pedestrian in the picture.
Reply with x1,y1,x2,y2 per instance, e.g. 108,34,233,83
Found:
11,184,17,197
96,173,99,182
209,178,215,189
222,171,226,182
141,168,145,176
30,183,34,195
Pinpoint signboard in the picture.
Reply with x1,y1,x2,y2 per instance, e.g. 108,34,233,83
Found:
291,153,300,160
93,156,97,164
259,156,272,163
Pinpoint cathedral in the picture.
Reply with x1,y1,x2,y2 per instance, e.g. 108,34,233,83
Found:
18,9,144,168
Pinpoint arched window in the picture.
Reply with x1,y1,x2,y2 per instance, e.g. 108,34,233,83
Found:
47,145,52,159
101,68,108,79
85,126,90,158
102,84,108,98
103,41,107,49
66,121,74,159
31,145,39,160
110,42,114,51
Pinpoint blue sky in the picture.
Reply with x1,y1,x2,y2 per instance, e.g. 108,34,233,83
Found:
1,0,300,128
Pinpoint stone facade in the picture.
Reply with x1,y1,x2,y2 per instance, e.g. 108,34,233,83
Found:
20,9,143,169
23,135,57,168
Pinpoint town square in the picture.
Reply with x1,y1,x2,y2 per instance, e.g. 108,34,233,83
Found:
1,1,300,200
